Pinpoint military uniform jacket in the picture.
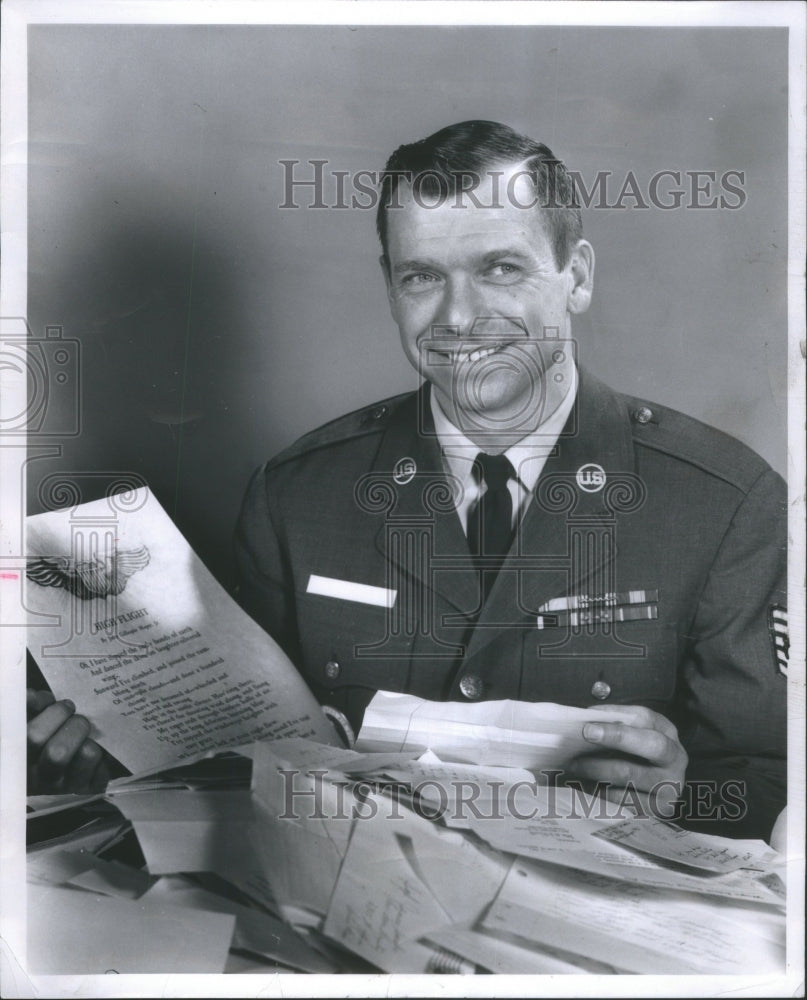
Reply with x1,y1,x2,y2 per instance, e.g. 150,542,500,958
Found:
235,368,787,839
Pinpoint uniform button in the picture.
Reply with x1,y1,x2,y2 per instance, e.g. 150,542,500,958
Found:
632,406,653,425
591,680,611,700
370,405,387,420
459,674,484,700
324,660,341,681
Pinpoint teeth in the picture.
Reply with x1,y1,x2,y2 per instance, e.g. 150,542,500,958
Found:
432,344,507,363
465,346,501,362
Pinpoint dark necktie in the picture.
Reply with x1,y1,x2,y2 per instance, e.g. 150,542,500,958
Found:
468,452,514,600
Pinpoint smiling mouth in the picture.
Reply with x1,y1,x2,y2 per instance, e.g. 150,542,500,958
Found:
430,343,512,363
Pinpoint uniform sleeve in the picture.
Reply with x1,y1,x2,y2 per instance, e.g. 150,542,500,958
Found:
677,467,788,840
233,464,303,669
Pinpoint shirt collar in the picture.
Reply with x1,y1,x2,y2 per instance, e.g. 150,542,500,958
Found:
429,365,579,494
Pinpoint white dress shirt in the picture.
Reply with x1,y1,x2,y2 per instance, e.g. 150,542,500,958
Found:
429,366,578,535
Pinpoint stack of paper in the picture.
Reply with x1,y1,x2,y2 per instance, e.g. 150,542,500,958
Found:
28,731,786,975
245,735,786,975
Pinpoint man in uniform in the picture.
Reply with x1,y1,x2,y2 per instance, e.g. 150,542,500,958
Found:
234,121,787,840
28,121,787,842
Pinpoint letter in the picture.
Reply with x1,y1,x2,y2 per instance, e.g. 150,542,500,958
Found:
616,782,650,818
351,169,379,209
540,159,573,209
648,779,683,820
277,159,329,209
540,769,566,819
331,779,354,821
377,781,409,820
567,169,611,209
506,169,539,210
378,168,413,211
688,779,719,820
720,170,747,209
331,169,350,210
451,779,485,821
277,768,329,820
411,169,449,209
484,779,506,820
452,169,485,209
565,779,614,819
351,781,380,820
411,779,448,819
648,170,685,209
719,779,748,821
687,170,719,209
613,171,650,209
505,779,539,820
487,169,504,208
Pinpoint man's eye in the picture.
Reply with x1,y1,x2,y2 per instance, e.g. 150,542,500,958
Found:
488,262,520,278
401,272,438,287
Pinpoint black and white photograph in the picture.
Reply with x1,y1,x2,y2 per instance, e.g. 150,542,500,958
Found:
0,1,804,996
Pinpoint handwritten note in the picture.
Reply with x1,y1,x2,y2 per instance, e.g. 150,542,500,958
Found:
593,815,777,872
26,489,336,775
481,858,784,975
322,797,453,972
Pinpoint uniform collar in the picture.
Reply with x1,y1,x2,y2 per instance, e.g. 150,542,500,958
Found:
370,366,636,495
368,367,637,619
429,366,579,494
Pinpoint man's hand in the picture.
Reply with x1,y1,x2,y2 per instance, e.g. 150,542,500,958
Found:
27,689,110,794
569,704,688,816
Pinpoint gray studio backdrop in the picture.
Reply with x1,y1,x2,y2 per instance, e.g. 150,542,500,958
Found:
26,25,788,587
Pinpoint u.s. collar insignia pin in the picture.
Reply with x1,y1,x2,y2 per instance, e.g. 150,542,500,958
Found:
393,456,416,485
576,463,606,492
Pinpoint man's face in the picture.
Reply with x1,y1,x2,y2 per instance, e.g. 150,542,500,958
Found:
383,163,593,440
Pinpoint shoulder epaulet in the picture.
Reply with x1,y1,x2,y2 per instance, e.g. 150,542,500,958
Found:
265,391,413,471
621,394,773,492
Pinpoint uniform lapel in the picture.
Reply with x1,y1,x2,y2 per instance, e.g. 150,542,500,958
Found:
464,367,638,661
370,386,481,618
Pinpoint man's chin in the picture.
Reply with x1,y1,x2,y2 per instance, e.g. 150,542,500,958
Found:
444,391,551,441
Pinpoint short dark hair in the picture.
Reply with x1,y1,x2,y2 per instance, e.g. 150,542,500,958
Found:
377,120,582,271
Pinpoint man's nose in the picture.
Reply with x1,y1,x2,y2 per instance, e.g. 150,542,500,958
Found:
433,276,485,340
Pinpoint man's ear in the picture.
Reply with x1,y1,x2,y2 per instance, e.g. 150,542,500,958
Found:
566,240,595,315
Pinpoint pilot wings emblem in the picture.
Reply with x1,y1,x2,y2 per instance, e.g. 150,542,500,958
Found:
26,545,151,600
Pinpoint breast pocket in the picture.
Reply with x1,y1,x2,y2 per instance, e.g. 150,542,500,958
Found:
296,592,414,695
520,619,681,708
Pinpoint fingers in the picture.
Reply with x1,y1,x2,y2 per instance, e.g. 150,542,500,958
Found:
581,720,681,768
34,714,92,786
586,703,679,741
27,692,113,795
27,698,77,754
62,738,107,793
570,707,688,802
27,697,103,794
26,688,56,720
572,753,670,792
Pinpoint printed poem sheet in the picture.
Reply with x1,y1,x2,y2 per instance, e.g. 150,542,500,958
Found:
26,488,336,773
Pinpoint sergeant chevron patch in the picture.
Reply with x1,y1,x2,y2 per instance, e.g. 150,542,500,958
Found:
768,605,789,676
